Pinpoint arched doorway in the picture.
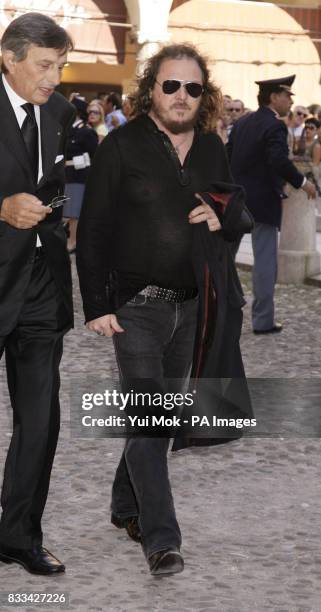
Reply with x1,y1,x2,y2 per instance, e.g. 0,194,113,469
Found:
168,0,321,107
0,1,136,97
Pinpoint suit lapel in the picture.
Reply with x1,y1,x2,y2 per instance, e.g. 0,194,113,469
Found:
38,104,62,189
0,75,34,182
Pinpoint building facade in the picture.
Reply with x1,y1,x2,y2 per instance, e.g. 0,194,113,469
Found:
0,1,321,106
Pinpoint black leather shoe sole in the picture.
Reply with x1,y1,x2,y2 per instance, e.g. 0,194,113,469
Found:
111,513,141,543
149,549,184,576
253,323,283,335
0,551,65,575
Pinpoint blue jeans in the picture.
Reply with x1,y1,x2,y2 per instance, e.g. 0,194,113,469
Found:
111,293,198,557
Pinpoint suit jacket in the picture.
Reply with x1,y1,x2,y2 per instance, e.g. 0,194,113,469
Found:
226,106,304,228
0,76,75,334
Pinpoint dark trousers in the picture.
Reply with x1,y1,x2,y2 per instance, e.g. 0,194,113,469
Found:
111,293,198,558
0,254,70,549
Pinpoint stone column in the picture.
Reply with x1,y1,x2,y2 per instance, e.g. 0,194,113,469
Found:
316,196,321,232
278,185,321,282
124,0,173,74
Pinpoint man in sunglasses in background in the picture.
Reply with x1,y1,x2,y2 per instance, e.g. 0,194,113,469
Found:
77,43,233,576
0,13,74,574
225,98,246,140
230,99,245,124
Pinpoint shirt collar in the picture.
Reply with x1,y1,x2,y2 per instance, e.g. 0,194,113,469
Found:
2,73,29,109
141,113,160,134
266,105,280,119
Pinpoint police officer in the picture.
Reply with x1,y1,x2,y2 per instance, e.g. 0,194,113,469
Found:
227,75,316,333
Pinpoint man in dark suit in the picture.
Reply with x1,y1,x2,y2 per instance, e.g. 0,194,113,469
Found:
0,13,74,574
227,76,316,333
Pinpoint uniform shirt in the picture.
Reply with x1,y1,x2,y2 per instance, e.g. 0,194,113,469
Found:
227,105,304,227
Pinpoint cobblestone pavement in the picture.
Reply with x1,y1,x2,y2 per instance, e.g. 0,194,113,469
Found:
0,261,320,612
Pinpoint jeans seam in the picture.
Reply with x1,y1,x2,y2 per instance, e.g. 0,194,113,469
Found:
113,341,124,380
169,303,179,342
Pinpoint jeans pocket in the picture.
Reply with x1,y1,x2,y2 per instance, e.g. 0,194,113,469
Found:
126,294,148,306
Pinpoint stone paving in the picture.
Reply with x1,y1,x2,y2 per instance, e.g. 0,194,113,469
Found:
0,260,320,612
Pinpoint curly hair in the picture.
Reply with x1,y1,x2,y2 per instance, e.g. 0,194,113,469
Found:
129,43,222,133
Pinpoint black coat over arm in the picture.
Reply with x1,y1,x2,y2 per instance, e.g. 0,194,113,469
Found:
172,182,254,451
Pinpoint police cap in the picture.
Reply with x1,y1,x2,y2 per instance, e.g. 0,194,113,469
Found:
255,75,296,96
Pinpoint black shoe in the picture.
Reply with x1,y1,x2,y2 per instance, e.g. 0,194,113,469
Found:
253,323,283,335
0,544,65,575
148,548,184,576
111,513,141,543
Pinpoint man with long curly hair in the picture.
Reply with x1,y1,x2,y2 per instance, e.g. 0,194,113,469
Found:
77,43,236,575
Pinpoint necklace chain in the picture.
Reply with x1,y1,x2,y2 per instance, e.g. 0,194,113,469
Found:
174,135,190,153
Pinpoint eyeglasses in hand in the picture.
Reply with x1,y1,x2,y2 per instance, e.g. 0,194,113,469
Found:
47,195,70,209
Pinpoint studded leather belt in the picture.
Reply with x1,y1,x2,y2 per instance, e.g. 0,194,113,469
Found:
139,285,198,303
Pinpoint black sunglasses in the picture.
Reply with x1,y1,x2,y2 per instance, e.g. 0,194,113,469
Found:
296,111,308,117
156,79,204,98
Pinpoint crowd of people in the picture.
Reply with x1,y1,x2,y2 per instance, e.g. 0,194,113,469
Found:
216,94,321,191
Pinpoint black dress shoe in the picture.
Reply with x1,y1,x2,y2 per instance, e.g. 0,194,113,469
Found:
111,513,141,543
148,548,184,576
253,323,283,335
0,544,65,575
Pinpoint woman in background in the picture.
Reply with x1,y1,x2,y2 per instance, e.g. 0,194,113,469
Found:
64,96,98,253
87,99,108,143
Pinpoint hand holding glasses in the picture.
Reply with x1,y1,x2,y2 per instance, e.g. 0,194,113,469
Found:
156,79,204,98
46,195,70,209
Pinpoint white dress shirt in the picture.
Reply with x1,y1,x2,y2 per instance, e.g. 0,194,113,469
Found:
2,74,43,244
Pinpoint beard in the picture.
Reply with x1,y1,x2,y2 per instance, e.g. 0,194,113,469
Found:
151,101,200,134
